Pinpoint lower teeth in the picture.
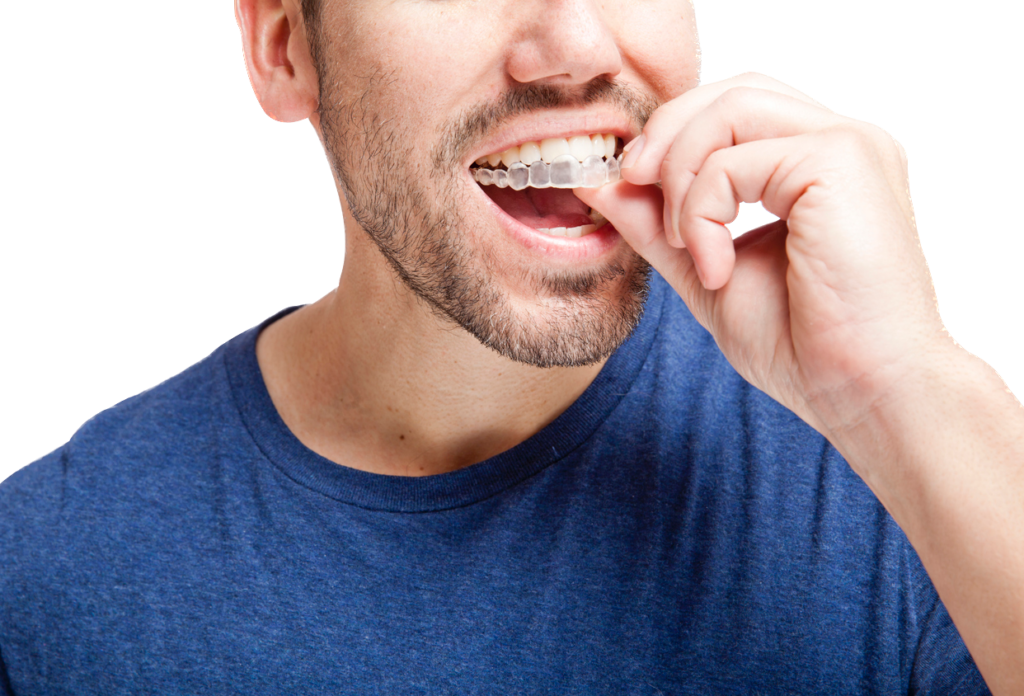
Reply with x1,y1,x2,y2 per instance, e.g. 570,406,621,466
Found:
535,210,607,238
474,154,622,190
536,224,597,238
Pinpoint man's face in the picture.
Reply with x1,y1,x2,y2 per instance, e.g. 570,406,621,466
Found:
308,0,699,367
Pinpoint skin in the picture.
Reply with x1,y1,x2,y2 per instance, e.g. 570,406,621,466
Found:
237,0,697,473
236,0,1024,690
578,76,1024,691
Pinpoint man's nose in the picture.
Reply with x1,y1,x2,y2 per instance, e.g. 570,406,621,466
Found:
505,0,623,86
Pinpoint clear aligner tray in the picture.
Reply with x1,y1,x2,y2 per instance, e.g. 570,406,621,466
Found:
473,153,624,190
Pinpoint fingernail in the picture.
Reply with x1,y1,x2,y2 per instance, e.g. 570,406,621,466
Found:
620,134,645,170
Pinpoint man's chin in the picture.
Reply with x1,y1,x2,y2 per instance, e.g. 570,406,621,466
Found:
452,252,652,369
324,125,650,368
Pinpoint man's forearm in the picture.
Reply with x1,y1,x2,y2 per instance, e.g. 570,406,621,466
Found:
830,347,1024,695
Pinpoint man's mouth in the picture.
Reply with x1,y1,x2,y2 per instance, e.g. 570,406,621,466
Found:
470,133,623,239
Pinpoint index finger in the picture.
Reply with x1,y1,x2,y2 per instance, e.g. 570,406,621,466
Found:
621,72,828,185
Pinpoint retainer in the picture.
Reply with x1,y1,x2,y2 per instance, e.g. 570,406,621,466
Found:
473,154,622,190
472,135,622,238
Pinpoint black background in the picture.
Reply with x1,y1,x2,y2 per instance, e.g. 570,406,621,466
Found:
9,4,1015,466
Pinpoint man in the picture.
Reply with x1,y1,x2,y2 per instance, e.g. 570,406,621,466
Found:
1,0,1021,693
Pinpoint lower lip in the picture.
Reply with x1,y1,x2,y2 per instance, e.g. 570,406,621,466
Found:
470,172,622,262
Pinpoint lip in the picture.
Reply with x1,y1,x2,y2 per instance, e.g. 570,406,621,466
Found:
468,169,622,263
464,107,637,168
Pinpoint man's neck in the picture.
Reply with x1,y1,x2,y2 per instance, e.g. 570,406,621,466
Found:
255,232,605,477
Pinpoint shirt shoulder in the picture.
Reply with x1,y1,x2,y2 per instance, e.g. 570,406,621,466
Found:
0,326,258,568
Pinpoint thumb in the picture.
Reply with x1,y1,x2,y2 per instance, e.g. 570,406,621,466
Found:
574,182,708,305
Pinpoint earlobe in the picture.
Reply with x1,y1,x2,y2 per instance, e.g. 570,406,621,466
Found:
235,0,318,123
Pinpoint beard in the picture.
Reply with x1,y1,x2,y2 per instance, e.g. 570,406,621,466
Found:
313,59,660,368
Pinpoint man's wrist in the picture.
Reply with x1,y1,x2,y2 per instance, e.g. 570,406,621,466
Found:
817,342,1009,511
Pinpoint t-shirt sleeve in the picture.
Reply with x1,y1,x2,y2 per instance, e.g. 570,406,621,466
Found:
906,545,993,695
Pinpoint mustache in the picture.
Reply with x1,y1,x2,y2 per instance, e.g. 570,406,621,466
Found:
432,77,661,169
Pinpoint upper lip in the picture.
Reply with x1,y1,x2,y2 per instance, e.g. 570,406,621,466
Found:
464,108,636,168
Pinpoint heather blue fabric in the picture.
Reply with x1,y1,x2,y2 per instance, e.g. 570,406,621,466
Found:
0,274,990,694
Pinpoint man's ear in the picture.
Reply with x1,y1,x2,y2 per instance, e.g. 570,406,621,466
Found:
235,0,318,122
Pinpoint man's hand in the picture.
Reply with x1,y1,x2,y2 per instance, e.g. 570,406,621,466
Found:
577,73,1024,694
576,73,943,441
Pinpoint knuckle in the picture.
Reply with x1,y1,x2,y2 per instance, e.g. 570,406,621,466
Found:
827,122,906,170
864,123,913,170
732,72,793,97
715,85,761,110
734,71,772,87
659,161,692,199
660,134,695,179
702,146,732,175
825,124,877,159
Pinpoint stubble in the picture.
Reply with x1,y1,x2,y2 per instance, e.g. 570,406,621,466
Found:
310,32,660,368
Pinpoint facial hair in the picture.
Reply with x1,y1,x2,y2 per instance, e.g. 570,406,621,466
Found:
314,62,660,368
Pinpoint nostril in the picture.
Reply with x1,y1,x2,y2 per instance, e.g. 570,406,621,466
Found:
506,6,623,86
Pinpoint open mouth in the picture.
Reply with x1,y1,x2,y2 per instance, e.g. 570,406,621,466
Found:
471,133,624,239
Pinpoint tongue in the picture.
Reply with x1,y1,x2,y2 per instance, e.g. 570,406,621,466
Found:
484,186,594,229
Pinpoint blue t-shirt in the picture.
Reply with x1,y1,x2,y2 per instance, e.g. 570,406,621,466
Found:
0,276,989,694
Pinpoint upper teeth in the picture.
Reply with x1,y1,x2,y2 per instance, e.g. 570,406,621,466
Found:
475,133,618,168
